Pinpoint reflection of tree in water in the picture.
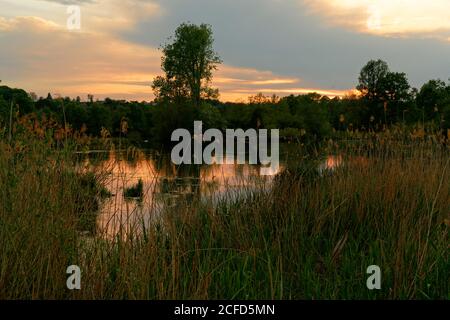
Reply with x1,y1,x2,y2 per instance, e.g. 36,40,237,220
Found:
152,152,172,175
154,163,201,209
91,149,285,238
159,176,199,196
123,153,139,167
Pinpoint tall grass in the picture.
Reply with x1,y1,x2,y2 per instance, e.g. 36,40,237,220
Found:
0,120,448,299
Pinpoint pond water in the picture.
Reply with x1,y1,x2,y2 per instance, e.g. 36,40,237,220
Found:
77,149,343,238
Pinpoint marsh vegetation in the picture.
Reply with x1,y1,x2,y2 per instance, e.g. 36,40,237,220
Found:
0,120,448,299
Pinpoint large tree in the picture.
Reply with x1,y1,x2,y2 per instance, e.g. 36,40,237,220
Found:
379,72,410,103
152,23,222,106
379,72,411,122
357,59,413,124
357,59,389,101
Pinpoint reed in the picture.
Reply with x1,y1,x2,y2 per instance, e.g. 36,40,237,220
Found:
0,122,448,299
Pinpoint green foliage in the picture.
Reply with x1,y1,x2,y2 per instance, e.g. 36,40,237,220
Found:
380,72,411,103
199,102,226,130
1,130,448,299
65,101,88,131
379,72,412,123
442,104,450,131
417,79,449,122
0,95,8,127
152,23,222,106
280,94,331,139
86,103,113,136
151,101,197,147
0,86,34,114
357,59,390,101
357,60,415,125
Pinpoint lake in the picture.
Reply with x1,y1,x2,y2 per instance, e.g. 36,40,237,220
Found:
76,148,342,238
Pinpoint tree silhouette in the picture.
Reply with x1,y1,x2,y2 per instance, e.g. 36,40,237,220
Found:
417,79,447,122
357,59,413,124
357,59,390,102
152,23,222,107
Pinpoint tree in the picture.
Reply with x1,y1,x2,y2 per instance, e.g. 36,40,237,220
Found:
379,72,410,103
65,102,88,131
87,103,112,136
357,59,389,101
379,72,411,123
199,103,226,130
0,86,34,114
416,79,447,122
0,95,8,127
357,60,415,124
248,93,279,105
152,23,222,106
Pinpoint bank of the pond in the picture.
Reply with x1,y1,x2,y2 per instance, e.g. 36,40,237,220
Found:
0,133,448,299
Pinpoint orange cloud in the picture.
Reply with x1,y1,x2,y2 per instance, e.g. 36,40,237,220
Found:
0,16,161,100
0,15,351,102
214,65,349,101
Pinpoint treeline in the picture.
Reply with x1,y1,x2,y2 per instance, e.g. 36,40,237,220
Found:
0,75,450,147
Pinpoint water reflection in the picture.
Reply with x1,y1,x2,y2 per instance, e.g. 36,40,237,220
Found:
78,151,281,238
78,150,341,238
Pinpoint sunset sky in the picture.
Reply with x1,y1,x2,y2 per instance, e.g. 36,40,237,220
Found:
1,0,449,102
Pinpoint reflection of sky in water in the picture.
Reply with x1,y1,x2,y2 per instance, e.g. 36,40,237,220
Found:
80,151,339,239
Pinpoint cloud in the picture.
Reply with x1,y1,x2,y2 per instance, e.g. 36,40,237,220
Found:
82,0,162,32
20,0,163,33
0,16,161,101
0,15,348,102
42,0,95,4
303,0,450,39
2,0,449,102
0,16,59,31
0,1,163,101
214,66,348,101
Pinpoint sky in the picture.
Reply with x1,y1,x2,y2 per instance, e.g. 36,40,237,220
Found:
0,0,449,102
